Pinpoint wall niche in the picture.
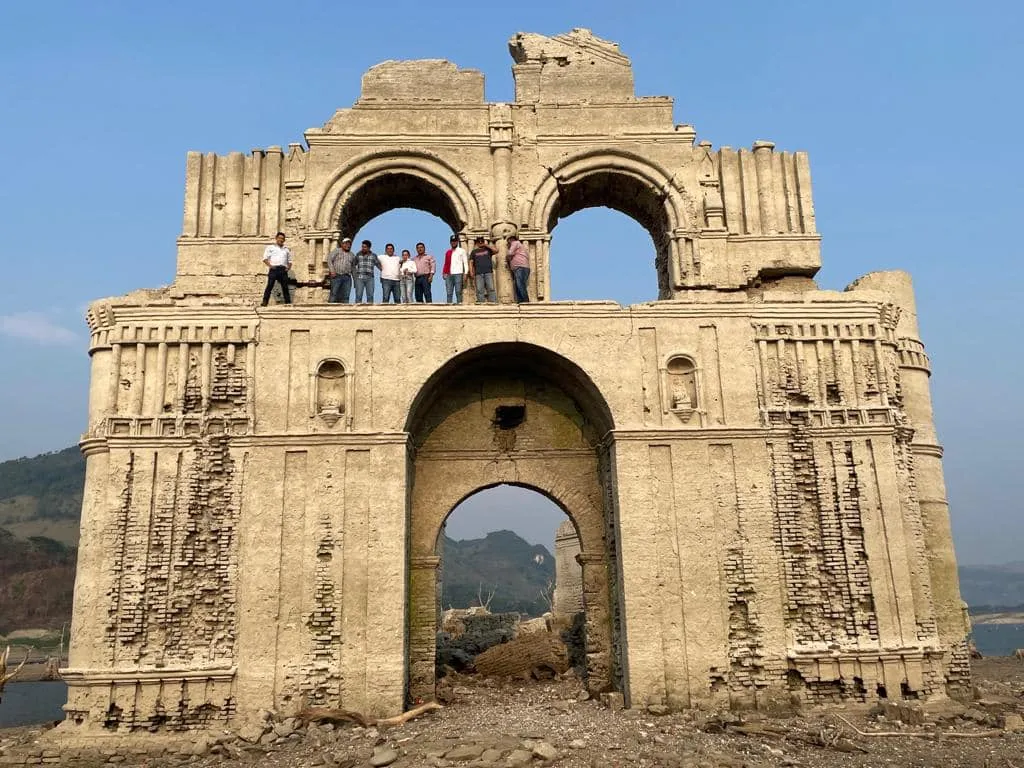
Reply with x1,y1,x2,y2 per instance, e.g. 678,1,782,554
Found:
665,355,699,425
314,359,348,427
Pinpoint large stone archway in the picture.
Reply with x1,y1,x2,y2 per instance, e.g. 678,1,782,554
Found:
68,27,969,738
405,342,622,702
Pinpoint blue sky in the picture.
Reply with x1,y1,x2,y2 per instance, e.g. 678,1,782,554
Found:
0,0,1020,564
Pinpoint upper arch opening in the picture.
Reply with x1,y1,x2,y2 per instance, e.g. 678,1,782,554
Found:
339,172,463,237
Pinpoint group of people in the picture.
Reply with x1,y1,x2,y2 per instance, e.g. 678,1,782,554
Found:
260,232,531,306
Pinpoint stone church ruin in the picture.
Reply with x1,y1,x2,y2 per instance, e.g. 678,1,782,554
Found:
64,28,969,734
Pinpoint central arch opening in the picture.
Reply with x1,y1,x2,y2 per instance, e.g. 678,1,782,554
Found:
436,484,588,680
405,343,623,703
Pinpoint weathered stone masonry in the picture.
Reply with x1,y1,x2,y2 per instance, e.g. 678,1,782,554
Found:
64,28,969,735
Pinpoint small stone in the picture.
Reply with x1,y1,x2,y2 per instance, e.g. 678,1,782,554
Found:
238,724,265,743
532,741,558,761
107,757,126,765
453,686,474,696
577,690,591,702
600,692,625,711
480,748,505,763
569,739,586,749
445,743,486,761
647,703,670,716
273,721,294,738
962,708,988,723
370,747,399,767
1004,713,1024,732
506,749,533,767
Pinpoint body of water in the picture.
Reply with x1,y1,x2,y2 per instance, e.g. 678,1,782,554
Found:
0,681,66,728
973,623,1024,656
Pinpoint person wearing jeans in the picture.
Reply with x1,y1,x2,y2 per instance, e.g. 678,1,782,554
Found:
468,236,498,304
442,234,469,304
378,243,402,304
326,236,355,303
413,242,436,303
506,235,531,303
353,239,378,303
399,250,417,303
261,231,292,306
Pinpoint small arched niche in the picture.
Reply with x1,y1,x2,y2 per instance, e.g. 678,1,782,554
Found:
664,355,699,425
313,359,348,427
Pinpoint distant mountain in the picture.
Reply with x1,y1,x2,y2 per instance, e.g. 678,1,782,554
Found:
0,446,85,546
0,528,76,634
440,530,555,617
959,563,1024,612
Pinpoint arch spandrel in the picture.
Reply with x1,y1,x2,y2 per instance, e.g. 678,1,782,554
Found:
401,341,617,439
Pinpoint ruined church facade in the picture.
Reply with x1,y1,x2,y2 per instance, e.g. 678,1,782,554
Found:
65,30,968,732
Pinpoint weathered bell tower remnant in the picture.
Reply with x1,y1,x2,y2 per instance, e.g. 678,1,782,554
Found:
65,28,968,734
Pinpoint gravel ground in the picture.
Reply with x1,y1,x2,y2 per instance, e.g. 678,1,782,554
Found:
2,658,1022,767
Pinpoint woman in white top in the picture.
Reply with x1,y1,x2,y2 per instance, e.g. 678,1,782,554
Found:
399,249,418,304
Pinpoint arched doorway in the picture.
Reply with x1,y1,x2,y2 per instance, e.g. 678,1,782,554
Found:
405,343,624,702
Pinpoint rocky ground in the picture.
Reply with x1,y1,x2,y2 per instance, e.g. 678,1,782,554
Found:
2,659,1023,767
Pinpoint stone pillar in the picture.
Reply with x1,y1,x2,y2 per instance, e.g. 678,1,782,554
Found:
489,105,516,305
578,552,614,694
752,141,777,235
67,440,110,669
553,521,583,615
409,555,441,702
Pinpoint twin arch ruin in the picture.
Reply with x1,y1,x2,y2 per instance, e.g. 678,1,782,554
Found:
65,29,969,734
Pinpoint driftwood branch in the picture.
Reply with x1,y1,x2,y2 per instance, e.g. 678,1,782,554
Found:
299,701,442,729
833,714,1002,739
0,646,30,702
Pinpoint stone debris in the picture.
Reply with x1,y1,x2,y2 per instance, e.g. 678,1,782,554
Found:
473,631,569,680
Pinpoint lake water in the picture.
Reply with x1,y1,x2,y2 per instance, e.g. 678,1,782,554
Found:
0,628,1019,727
973,623,1024,656
0,681,66,728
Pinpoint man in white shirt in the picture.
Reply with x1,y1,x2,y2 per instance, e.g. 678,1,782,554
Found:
377,243,403,304
261,231,293,306
442,235,469,304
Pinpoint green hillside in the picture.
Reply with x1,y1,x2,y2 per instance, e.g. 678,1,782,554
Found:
0,446,85,546
440,530,555,617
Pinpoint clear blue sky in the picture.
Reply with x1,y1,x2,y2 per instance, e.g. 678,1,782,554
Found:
0,1,1020,564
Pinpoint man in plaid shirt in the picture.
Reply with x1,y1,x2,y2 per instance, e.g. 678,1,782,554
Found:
353,239,378,303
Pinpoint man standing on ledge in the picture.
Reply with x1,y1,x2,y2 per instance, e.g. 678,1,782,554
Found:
506,235,530,303
326,236,355,303
442,235,469,304
261,231,292,306
469,236,498,304
413,242,436,303
353,239,378,303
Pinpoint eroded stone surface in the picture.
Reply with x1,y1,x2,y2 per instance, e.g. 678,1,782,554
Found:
62,28,968,739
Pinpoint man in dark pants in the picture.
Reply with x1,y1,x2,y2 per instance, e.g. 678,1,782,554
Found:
261,231,292,306
413,242,436,303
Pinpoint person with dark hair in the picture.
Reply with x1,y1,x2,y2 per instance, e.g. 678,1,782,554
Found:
468,236,498,304
378,243,402,304
326,236,355,303
261,231,292,306
442,235,469,304
506,235,531,303
413,242,436,303
353,239,378,303
399,249,417,303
